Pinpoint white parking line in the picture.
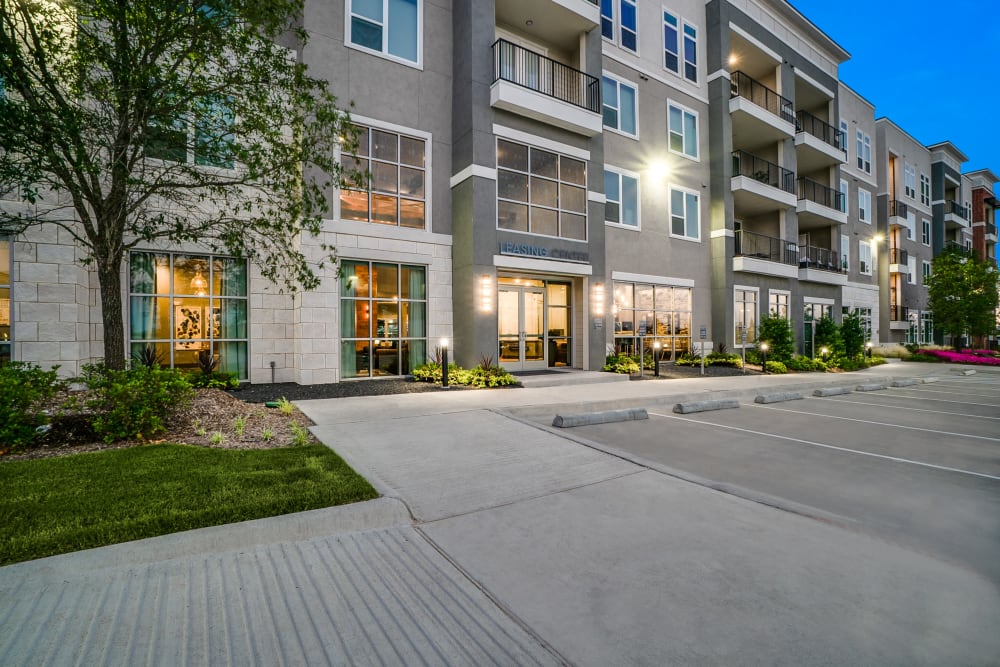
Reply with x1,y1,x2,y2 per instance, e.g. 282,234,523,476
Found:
814,396,1000,420
887,386,1000,403
840,392,1000,409
744,403,1000,442
647,411,1000,482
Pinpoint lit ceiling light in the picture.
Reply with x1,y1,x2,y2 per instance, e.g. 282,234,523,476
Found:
191,270,208,295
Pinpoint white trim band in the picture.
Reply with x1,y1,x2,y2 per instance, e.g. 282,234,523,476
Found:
611,271,695,287
450,164,497,188
493,124,591,161
494,254,593,275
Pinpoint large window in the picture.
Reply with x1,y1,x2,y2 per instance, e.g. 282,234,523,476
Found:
734,288,758,346
129,252,248,379
904,162,916,198
613,282,691,359
920,173,930,205
341,124,427,229
340,261,426,378
0,240,10,366
919,311,934,344
496,138,588,241
663,10,697,82
347,0,420,65
846,306,872,342
604,168,639,228
667,102,698,159
922,260,932,284
602,75,637,136
670,186,700,240
146,95,234,169
859,241,872,275
856,131,871,173
602,0,637,53
768,290,789,320
858,188,872,224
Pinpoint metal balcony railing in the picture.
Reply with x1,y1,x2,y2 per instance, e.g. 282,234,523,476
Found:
946,200,969,220
732,150,796,194
987,222,997,237
730,71,795,125
889,200,909,220
795,110,843,150
890,305,909,322
798,245,843,273
735,230,798,265
492,39,601,114
889,248,909,265
797,177,843,211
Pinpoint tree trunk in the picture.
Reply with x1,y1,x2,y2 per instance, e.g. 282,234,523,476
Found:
98,254,127,370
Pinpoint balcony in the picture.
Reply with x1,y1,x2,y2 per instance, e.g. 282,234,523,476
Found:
731,150,797,215
733,229,799,278
794,111,846,172
889,248,909,274
986,222,998,243
496,0,599,50
490,39,602,136
888,200,909,229
944,200,970,229
797,178,847,229
729,72,795,151
890,304,911,330
798,245,847,285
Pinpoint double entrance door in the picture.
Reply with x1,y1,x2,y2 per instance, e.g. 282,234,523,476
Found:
498,285,546,371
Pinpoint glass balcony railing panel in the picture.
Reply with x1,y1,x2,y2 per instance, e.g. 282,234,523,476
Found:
735,229,798,265
730,71,794,125
731,150,795,194
492,39,601,114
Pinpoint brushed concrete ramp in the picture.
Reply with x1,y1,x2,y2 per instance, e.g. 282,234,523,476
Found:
312,409,641,521
0,526,561,667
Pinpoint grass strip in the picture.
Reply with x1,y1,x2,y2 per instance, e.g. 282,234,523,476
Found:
0,443,377,565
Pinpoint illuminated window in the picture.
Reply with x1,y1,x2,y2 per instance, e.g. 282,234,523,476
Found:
0,240,10,366
340,124,427,229
734,287,758,346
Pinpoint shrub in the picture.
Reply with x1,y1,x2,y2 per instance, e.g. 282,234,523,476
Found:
466,364,518,388
786,355,815,372
813,316,844,359
187,371,240,389
904,353,946,363
914,349,1000,366
744,349,761,365
603,354,640,374
841,312,866,360
765,360,787,374
0,363,68,453
674,354,700,367
757,315,795,363
131,344,163,369
705,352,743,368
81,365,193,442
411,359,519,387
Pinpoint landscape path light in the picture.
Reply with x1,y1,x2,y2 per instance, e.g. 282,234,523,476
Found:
760,342,768,374
653,341,661,377
440,337,449,387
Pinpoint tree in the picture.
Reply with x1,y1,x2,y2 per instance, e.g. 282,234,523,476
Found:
813,316,843,359
926,246,999,349
757,314,794,363
0,0,359,369
840,310,865,360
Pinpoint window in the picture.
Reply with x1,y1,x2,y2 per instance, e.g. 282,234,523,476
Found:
920,311,934,344
613,282,692,359
840,235,849,271
859,188,872,224
0,240,10,366
667,102,698,159
663,11,697,82
922,260,932,283
734,288,758,346
906,211,915,241
602,75,637,136
904,163,916,198
341,124,427,229
496,139,588,240
604,168,639,228
768,291,789,320
922,219,931,246
129,252,249,379
907,256,916,285
840,120,849,152
839,179,848,213
920,174,930,205
847,306,873,341
856,131,871,173
347,0,420,65
340,260,426,378
669,186,700,240
146,96,234,169
859,241,872,275
602,0,637,53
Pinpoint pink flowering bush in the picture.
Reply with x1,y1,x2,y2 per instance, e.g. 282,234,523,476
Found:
918,349,1000,366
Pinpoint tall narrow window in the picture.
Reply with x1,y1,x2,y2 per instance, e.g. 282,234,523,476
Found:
922,260,932,283
920,174,930,205
859,241,872,275
839,179,849,213
922,219,931,245
907,256,916,285
341,124,427,229
604,168,639,228
620,0,637,52
663,11,679,74
840,120,849,152
682,22,697,83
734,288,758,346
904,163,916,198
840,235,849,271
858,188,872,224
0,240,10,366
906,211,915,241
863,134,871,174
602,75,637,136
856,131,871,173
601,0,614,40
670,186,700,240
348,0,421,65
667,102,698,159
768,291,789,320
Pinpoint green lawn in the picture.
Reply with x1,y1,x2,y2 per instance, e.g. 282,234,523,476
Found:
0,444,378,565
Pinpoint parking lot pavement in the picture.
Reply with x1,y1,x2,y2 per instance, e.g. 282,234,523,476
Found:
556,374,1000,584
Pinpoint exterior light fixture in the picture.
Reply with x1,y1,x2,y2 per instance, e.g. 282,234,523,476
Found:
820,346,829,361
480,275,493,312
653,341,661,377
440,337,450,387
760,342,769,373
866,340,873,359
647,160,669,182
592,283,605,316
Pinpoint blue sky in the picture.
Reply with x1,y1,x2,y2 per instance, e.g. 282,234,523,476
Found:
790,0,1000,173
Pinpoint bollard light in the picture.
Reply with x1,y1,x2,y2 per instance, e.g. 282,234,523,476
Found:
760,342,769,374
821,346,829,362
440,337,449,387
866,341,873,359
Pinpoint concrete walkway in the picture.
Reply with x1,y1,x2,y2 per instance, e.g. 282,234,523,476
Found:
3,363,997,665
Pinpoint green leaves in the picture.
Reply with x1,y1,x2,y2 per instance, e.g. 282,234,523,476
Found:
926,246,999,346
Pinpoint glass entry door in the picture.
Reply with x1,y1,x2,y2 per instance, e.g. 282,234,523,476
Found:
498,286,546,371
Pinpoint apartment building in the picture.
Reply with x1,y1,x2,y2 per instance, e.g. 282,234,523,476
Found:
1,0,997,381
838,83,879,345
874,118,936,345
966,169,999,267
706,0,849,355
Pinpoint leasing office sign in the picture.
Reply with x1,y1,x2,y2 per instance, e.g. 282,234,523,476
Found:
498,241,589,263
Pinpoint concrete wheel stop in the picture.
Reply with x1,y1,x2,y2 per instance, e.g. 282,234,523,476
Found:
553,407,649,428
855,383,887,392
673,399,739,414
754,392,804,404
813,387,852,397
